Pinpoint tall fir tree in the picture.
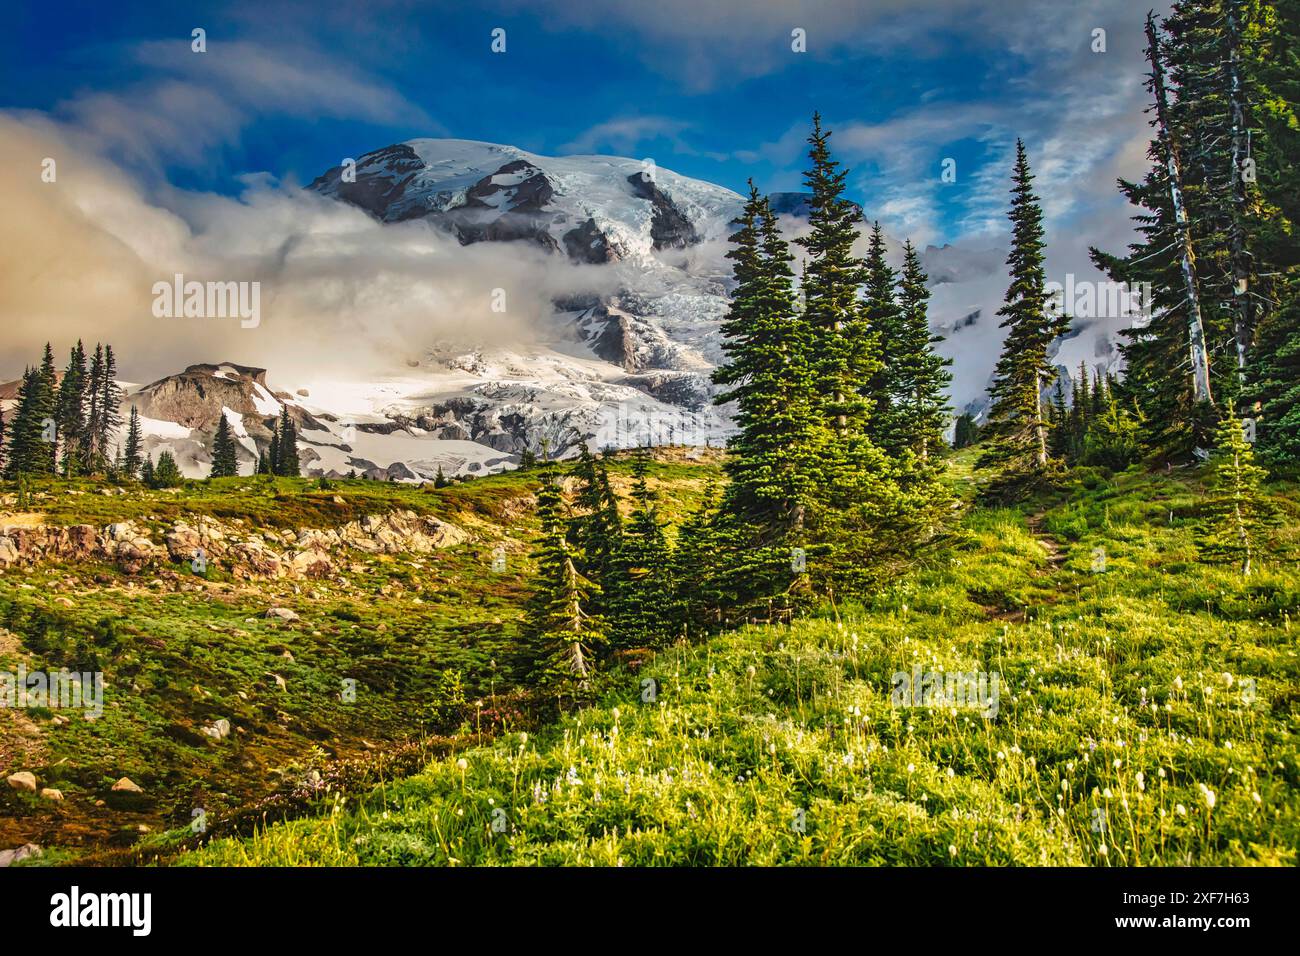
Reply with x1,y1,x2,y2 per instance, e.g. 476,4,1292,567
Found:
794,114,876,457
522,463,603,705
4,367,56,478
980,140,1070,477
861,222,908,458
275,408,300,477
713,185,824,536
209,414,239,478
607,448,672,648
85,344,104,468
893,239,954,466
97,345,121,472
37,344,58,473
56,341,88,476
566,442,622,614
122,405,143,480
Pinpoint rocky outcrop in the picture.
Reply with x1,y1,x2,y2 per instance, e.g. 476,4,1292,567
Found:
563,217,618,264
626,172,699,250
0,509,470,578
576,304,688,373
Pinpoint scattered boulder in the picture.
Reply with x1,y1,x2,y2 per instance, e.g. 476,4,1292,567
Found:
201,718,232,740
39,788,63,802
111,776,143,793
6,771,37,793
266,607,299,622
0,843,42,867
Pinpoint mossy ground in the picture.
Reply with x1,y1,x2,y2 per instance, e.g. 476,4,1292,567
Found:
180,458,1299,866
0,452,723,863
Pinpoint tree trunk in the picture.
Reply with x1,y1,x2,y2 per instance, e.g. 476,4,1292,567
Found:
1146,14,1214,407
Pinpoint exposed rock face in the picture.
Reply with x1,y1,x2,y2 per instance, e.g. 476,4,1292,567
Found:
0,509,470,577
563,217,617,264
128,362,334,471
133,364,284,430
626,172,699,250
576,304,689,373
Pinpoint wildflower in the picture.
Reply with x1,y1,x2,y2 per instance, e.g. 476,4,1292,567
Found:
1252,792,1261,805
949,844,957,857
456,758,468,771
1174,676,1183,692
1135,772,1145,792
907,763,916,774
1103,788,1113,800
1098,844,1108,856
1198,784,1216,810
1157,768,1166,779
1176,804,1187,817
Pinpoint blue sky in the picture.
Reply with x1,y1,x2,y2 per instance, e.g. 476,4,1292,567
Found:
0,0,1165,249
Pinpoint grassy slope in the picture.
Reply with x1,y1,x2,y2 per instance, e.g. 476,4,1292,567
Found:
0,452,722,863
183,456,1300,866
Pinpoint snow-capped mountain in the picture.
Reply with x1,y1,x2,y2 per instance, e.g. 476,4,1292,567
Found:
4,139,1124,480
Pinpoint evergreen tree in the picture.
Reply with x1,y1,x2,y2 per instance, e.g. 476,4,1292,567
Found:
1048,381,1072,461
85,344,104,468
1245,0,1300,467
567,442,622,612
434,464,450,488
713,185,824,536
275,408,300,477
267,428,280,476
893,239,953,465
140,455,155,487
980,140,1069,477
861,222,908,457
56,341,88,476
1197,403,1275,574
794,113,876,456
37,344,58,473
953,412,980,449
607,448,672,647
122,405,143,479
1083,393,1145,470
209,414,239,478
97,345,121,471
668,482,725,638
3,367,56,478
150,450,183,488
522,464,603,705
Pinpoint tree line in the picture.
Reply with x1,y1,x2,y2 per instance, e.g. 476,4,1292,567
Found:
1,341,307,484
